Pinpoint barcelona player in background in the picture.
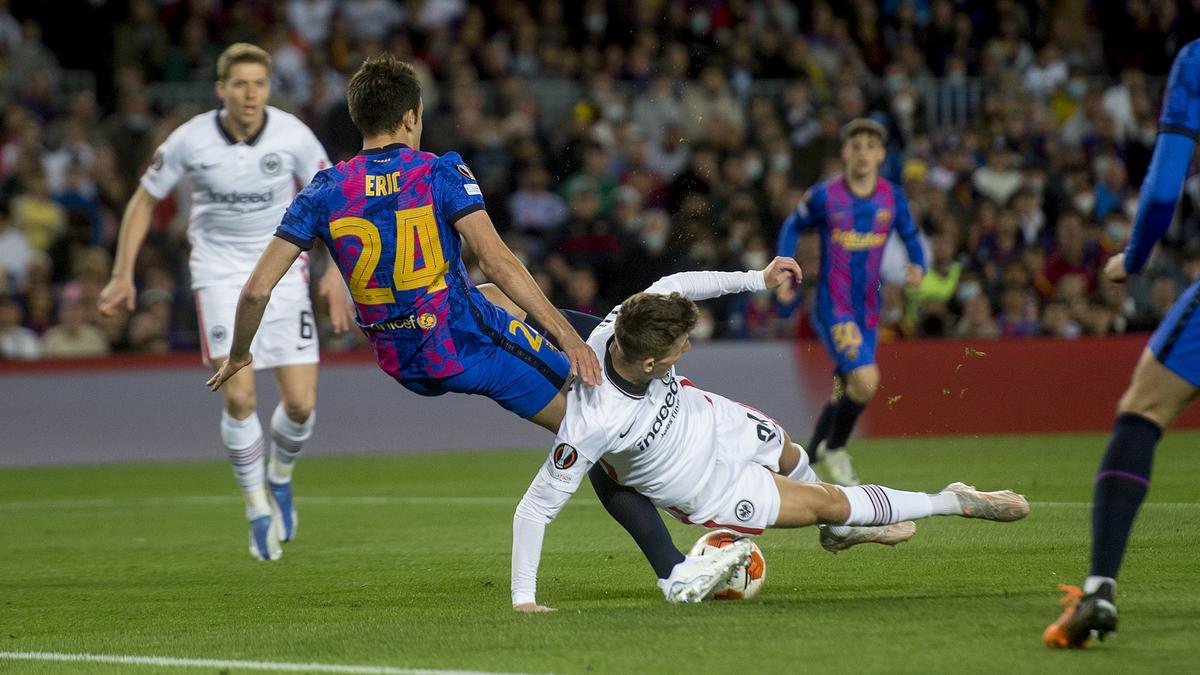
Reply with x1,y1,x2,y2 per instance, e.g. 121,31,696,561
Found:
1044,39,1200,649
776,119,925,486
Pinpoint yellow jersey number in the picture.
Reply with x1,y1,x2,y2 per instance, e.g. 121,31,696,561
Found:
329,204,447,304
832,321,862,361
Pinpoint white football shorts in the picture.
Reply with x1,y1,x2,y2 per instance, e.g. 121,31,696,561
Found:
665,391,791,534
194,278,319,370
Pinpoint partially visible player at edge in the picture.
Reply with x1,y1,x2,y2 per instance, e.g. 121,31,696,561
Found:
776,118,926,485
1044,38,1200,649
98,43,354,562
511,258,1029,611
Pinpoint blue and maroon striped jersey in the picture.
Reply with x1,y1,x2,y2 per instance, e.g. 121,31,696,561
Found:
275,143,499,380
776,176,925,328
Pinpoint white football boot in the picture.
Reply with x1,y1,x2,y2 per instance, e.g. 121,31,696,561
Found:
248,514,283,561
819,521,917,553
822,445,860,486
660,538,753,604
943,482,1030,521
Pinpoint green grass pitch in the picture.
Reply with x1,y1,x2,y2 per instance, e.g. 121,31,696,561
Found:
3,432,1200,674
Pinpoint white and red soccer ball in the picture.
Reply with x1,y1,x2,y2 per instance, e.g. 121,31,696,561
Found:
689,529,765,600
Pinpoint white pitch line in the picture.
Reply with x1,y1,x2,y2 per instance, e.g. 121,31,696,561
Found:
0,651,538,675
1,496,1199,512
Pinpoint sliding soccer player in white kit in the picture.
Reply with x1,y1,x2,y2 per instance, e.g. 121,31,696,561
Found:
511,257,1030,610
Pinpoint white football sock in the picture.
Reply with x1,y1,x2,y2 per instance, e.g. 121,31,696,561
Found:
267,403,314,484
786,443,820,483
221,409,269,519
1083,576,1115,595
836,484,934,526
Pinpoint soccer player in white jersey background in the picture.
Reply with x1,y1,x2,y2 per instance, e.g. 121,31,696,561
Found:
511,257,1031,610
98,44,354,561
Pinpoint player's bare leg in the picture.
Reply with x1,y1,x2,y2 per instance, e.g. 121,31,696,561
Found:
216,361,281,561
1045,350,1196,648
528,388,567,434
267,363,318,544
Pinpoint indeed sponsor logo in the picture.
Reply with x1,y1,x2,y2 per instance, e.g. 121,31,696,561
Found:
202,189,274,205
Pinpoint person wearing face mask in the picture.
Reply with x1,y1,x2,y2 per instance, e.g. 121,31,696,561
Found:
775,119,926,486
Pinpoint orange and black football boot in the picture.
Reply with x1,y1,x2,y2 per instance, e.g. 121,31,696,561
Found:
1043,581,1118,648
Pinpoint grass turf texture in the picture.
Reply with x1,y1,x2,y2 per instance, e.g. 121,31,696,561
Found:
3,433,1200,674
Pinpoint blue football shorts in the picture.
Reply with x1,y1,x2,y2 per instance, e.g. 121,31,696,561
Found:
1149,277,1200,387
814,314,878,376
401,309,571,418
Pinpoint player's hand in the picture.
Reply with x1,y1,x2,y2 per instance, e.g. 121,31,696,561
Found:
762,256,802,290
904,263,924,287
318,269,355,333
1104,253,1129,283
207,354,252,391
513,602,557,613
98,276,137,316
560,333,602,386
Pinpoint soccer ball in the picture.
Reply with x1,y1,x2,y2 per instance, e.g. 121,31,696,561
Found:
688,529,766,600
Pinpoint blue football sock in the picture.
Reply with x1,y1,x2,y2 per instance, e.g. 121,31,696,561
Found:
1090,412,1162,580
827,396,866,450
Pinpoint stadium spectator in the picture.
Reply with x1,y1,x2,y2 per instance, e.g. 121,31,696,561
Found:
42,297,108,358
0,293,40,359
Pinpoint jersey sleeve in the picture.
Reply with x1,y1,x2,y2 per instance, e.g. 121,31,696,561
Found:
139,125,189,200
291,122,331,185
893,187,926,270
274,173,328,251
431,151,486,225
644,270,767,301
1158,39,1200,140
776,187,820,257
1125,40,1200,273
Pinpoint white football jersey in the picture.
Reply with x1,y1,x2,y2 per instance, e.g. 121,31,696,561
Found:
140,106,330,288
551,270,768,519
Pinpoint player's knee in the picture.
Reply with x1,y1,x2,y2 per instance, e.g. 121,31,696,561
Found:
282,398,315,423
815,483,851,524
1115,389,1167,426
224,393,256,419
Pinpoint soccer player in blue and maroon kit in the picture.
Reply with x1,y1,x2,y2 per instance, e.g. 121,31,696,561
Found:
208,54,600,433
776,119,925,486
1044,39,1200,649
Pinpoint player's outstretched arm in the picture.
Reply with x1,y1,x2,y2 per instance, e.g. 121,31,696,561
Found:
512,447,594,612
645,257,801,300
207,238,303,391
455,210,602,385
98,185,161,316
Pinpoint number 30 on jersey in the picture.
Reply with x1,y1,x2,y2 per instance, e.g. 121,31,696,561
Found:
329,204,447,304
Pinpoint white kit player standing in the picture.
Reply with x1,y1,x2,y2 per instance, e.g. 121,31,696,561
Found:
99,43,354,561
511,258,1031,611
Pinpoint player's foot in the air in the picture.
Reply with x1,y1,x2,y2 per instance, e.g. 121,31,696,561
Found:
660,538,753,604
823,446,860,486
819,521,916,553
248,514,283,561
268,480,298,543
1043,582,1118,648
943,482,1029,521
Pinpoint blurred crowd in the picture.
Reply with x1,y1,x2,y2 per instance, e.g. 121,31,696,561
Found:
3,0,1200,360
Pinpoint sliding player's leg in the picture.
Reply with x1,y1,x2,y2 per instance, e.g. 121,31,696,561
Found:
770,472,1029,528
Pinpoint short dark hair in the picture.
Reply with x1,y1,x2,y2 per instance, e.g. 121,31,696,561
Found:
614,292,699,361
346,54,421,138
840,118,888,145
